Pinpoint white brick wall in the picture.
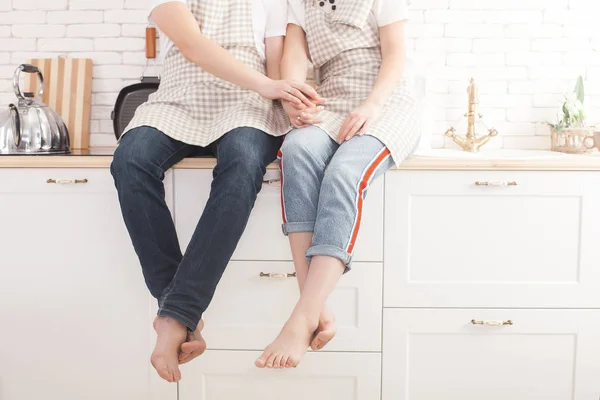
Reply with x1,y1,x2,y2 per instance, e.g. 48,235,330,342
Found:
0,0,598,149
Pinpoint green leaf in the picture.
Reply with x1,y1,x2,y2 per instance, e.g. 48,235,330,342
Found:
563,103,569,118
574,75,584,104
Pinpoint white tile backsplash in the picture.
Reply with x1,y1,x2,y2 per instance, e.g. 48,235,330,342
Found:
0,0,597,149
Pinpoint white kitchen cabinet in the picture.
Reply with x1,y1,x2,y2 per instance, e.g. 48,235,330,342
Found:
174,169,384,262
382,308,600,400
201,260,382,352
179,351,381,400
0,169,175,400
384,171,600,308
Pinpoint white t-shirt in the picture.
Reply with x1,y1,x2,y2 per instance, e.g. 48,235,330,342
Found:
149,0,287,60
288,0,409,29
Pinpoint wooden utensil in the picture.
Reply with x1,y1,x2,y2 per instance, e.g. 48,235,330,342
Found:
25,58,93,150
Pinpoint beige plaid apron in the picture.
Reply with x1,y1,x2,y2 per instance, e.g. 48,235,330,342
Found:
124,0,290,146
305,0,419,165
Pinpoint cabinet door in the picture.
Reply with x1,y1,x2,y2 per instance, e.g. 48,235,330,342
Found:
384,171,600,308
382,309,600,400
0,169,175,400
174,169,384,262
201,261,382,352
180,351,381,400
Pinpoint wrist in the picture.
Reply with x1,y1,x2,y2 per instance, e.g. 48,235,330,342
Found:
364,98,384,110
251,75,272,93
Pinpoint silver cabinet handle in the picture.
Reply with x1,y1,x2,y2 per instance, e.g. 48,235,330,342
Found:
47,179,88,184
471,319,513,326
260,272,297,279
475,181,517,187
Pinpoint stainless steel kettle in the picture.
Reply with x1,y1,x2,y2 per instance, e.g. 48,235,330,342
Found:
0,64,70,155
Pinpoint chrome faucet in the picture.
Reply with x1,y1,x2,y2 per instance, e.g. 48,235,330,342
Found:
445,78,498,152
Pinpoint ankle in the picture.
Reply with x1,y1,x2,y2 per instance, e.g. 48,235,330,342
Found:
154,316,187,332
289,311,320,332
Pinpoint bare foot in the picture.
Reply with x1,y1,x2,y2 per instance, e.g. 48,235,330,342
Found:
179,320,207,365
255,313,318,369
151,316,188,383
311,308,336,351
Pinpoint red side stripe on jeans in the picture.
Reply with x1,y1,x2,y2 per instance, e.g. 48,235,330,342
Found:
278,150,287,223
346,148,391,254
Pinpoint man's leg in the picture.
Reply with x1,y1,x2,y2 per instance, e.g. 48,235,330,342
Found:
152,127,282,373
111,126,208,383
111,126,199,300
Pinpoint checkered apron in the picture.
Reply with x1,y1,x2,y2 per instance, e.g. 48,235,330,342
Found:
123,0,290,146
305,0,419,165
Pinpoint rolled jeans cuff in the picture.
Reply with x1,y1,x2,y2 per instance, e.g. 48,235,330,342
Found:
282,221,315,236
305,244,352,272
157,307,198,332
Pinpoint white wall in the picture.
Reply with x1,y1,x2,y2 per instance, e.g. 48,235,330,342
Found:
0,0,598,149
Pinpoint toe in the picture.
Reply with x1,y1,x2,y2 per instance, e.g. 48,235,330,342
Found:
152,356,174,382
158,367,173,382
287,356,299,369
310,337,323,351
255,350,270,368
273,354,283,369
172,365,182,382
266,352,278,369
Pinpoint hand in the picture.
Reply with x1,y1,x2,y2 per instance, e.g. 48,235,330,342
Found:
337,102,382,142
258,79,324,108
283,101,323,128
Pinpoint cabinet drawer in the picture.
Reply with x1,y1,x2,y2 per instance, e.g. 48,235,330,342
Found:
202,261,382,352
382,309,600,400
0,168,115,193
384,171,600,308
180,351,381,400
174,169,384,262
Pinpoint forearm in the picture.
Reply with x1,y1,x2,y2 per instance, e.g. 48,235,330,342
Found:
184,38,270,92
365,51,405,107
266,37,284,80
365,21,407,108
152,2,269,92
281,24,309,83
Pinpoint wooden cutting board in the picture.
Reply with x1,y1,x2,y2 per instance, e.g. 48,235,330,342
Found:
25,58,93,150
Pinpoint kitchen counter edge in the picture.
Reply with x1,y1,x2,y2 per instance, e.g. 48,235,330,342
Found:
2,154,600,171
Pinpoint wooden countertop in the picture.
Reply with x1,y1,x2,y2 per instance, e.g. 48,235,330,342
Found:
1,149,600,171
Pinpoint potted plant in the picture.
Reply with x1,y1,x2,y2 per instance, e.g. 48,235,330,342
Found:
549,76,595,153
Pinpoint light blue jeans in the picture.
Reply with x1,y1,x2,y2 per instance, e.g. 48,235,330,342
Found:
279,126,394,269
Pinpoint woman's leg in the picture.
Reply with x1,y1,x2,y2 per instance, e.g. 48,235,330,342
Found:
257,135,394,369
255,127,337,369
281,127,338,352
289,233,337,351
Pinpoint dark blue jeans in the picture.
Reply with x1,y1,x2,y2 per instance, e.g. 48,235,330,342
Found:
111,126,282,331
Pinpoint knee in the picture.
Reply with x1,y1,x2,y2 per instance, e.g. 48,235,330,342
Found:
111,133,157,182
280,127,332,169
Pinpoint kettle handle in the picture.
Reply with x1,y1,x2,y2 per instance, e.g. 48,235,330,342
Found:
9,103,21,147
13,64,44,101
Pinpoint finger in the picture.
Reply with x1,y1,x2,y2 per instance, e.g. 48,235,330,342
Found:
300,114,322,125
289,88,313,107
338,116,356,141
291,117,309,129
281,92,302,106
303,105,324,115
357,119,372,136
345,118,366,141
299,108,323,124
292,102,309,111
290,81,325,104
